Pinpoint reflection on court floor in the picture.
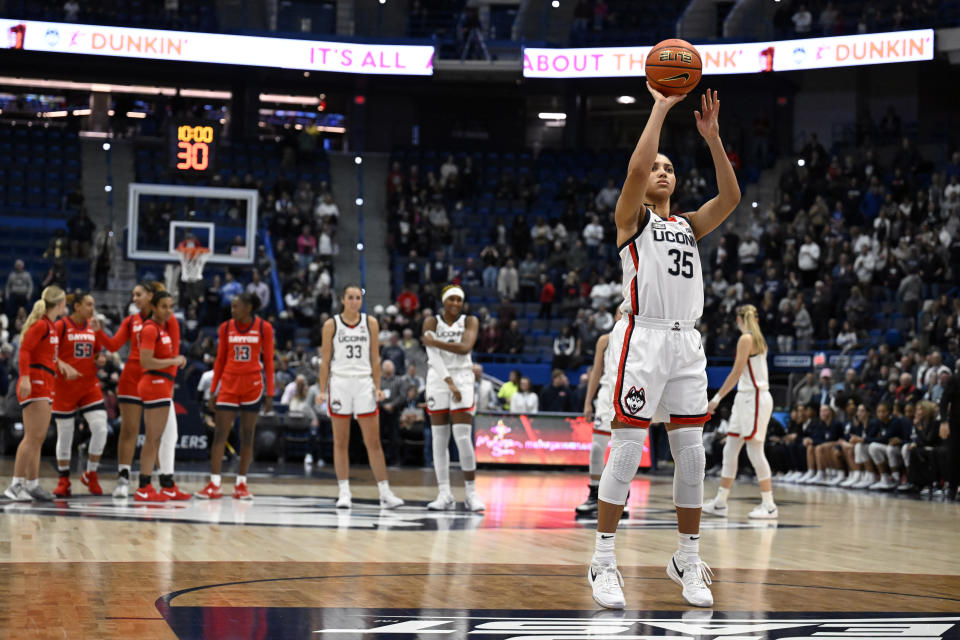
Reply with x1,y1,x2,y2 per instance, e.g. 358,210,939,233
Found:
0,493,813,530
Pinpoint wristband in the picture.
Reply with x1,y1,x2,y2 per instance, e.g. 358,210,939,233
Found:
710,394,721,405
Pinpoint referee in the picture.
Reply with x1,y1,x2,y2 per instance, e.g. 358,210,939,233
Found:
939,362,960,501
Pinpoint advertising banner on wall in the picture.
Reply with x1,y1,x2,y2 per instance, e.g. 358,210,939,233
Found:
523,29,933,78
1,19,435,75
474,411,652,467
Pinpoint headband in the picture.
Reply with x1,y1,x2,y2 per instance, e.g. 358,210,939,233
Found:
442,286,465,302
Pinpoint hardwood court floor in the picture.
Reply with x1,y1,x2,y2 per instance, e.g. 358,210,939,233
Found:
0,464,958,638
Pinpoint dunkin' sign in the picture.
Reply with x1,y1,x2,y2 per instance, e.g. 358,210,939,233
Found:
524,29,933,78
0,19,435,75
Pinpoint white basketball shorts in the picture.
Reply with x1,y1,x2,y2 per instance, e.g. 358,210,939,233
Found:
728,388,774,441
328,375,378,418
610,315,709,428
593,385,615,434
425,368,475,414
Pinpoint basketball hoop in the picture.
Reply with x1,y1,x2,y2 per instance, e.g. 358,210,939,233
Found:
176,246,211,282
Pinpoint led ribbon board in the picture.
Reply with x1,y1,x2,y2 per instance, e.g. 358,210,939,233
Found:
0,19,435,75
523,29,934,78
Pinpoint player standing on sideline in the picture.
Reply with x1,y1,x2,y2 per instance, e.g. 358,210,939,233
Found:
577,309,624,515
51,292,110,497
133,291,186,501
4,286,67,501
97,282,191,500
702,304,778,519
317,285,404,509
588,84,740,609
196,293,275,500
423,285,485,512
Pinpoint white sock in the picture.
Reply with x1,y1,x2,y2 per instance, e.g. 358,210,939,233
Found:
465,480,476,494
211,474,222,487
12,476,24,486
87,460,99,472
593,531,616,565
338,480,350,493
27,478,39,489
438,482,451,496
715,486,730,506
589,477,599,488
761,490,774,507
118,464,131,475
678,532,700,566
377,480,390,496
237,475,247,486
58,465,70,473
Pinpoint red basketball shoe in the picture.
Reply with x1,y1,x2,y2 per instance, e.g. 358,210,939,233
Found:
81,471,103,495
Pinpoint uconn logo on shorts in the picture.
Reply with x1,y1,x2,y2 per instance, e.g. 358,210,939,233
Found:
625,386,645,415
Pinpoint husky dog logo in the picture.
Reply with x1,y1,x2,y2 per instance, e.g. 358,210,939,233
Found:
624,386,645,415
331,399,342,411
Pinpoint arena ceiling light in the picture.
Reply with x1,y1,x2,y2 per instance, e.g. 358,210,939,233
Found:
538,112,566,120
259,94,321,105
180,89,232,99
0,76,233,99
616,95,636,104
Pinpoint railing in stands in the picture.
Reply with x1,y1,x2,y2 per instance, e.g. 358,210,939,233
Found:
262,229,285,313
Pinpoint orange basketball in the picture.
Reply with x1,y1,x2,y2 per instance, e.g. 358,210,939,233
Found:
645,39,702,96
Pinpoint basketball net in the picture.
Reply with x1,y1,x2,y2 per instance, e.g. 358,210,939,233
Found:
176,246,210,282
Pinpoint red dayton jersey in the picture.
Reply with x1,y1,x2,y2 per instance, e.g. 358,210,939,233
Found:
99,312,180,362
211,317,276,397
138,319,176,378
19,316,58,375
54,316,103,380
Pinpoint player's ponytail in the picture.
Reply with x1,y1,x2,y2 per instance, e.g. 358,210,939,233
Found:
738,304,767,354
20,286,65,341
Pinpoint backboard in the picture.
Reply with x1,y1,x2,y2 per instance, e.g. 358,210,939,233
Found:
126,182,258,265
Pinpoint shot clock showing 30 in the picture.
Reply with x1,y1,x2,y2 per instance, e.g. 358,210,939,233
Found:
169,122,217,173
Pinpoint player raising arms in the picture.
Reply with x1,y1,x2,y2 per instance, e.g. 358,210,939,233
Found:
196,293,275,500
317,285,404,509
51,292,110,497
702,304,778,519
97,281,191,500
577,309,622,514
422,285,485,512
588,84,740,609
133,291,186,501
4,286,67,501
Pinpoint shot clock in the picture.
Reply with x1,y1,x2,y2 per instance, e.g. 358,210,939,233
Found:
169,121,218,173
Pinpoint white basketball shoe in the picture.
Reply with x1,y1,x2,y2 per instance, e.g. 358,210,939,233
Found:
747,503,779,519
427,492,456,511
379,491,404,509
666,552,714,607
336,487,352,509
588,563,625,609
701,497,728,517
464,491,486,512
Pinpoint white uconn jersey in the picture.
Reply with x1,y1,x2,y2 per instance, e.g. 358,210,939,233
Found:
618,209,703,321
738,351,770,391
331,314,372,377
434,314,473,371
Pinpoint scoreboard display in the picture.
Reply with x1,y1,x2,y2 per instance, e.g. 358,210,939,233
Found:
169,122,218,173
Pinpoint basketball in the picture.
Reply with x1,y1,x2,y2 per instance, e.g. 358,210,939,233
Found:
645,38,702,96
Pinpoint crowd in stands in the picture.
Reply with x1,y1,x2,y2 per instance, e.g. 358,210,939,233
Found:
702,121,960,361
777,0,945,39
4,0,218,32
707,355,959,499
